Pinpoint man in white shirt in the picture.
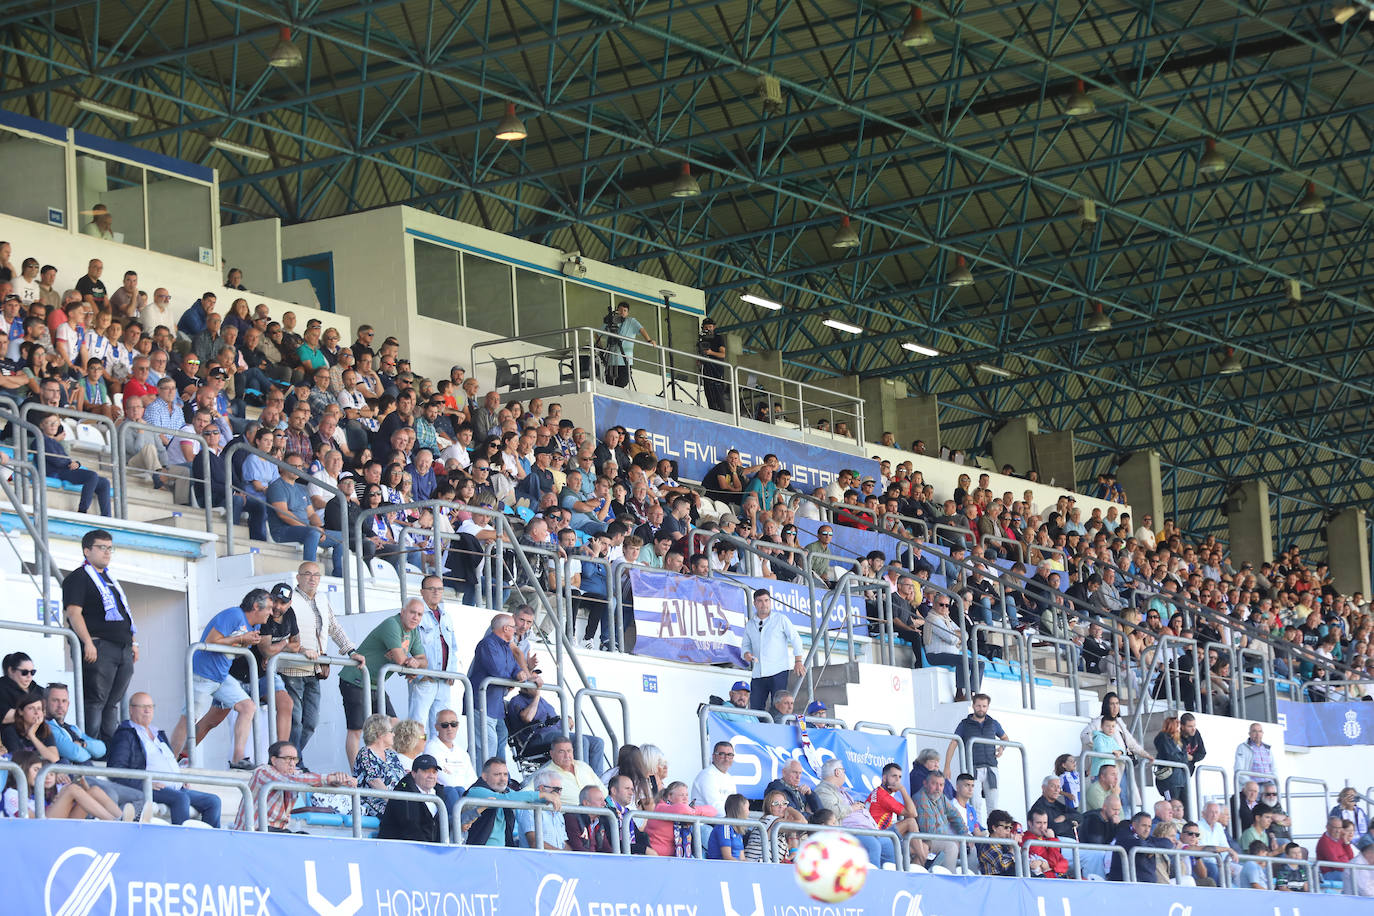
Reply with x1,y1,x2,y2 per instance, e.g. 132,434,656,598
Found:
691,741,737,811
739,589,804,712
282,562,363,768
424,707,477,813
439,422,474,471
1135,514,1158,550
14,258,41,303
141,288,176,333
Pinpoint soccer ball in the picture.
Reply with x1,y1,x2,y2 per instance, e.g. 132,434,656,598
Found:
793,831,870,903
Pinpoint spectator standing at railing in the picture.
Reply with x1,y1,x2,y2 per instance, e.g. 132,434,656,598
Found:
1234,721,1276,786
340,600,427,762
468,613,526,766
61,529,138,743
740,589,804,712
409,575,460,732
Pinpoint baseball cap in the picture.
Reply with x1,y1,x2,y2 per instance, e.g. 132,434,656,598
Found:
411,754,440,772
270,583,293,602
702,316,716,326
208,366,228,379
534,445,559,456
806,701,827,714
730,681,750,692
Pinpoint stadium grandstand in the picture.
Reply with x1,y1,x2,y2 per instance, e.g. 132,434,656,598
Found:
2,2,1374,913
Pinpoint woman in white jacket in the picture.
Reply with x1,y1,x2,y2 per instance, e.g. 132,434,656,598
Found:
1079,691,1154,808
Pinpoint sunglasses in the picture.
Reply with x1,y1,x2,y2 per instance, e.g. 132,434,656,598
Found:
14,667,37,676
437,721,460,729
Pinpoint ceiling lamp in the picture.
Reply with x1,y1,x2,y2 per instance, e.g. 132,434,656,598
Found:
902,342,939,356
831,215,860,249
267,27,304,69
1065,79,1095,116
1334,5,1358,22
1296,182,1324,215
740,293,782,310
946,255,974,288
823,318,864,334
209,138,271,161
1086,302,1112,333
494,103,527,141
1218,348,1242,375
74,99,141,124
670,162,701,198
975,362,1013,378
1198,138,1227,177
900,9,934,48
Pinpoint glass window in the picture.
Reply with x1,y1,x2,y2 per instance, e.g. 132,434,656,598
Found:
146,171,213,263
515,268,564,340
75,152,145,248
666,309,700,373
565,282,611,334
0,130,66,228
462,254,514,337
414,240,462,325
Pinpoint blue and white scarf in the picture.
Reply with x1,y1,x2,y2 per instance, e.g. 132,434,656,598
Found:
84,562,134,632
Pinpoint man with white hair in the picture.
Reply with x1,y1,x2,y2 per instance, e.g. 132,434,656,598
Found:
467,612,527,767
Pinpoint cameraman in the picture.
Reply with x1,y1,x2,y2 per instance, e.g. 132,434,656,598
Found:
697,316,728,411
601,301,653,388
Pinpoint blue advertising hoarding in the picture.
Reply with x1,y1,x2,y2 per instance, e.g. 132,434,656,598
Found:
1278,699,1374,747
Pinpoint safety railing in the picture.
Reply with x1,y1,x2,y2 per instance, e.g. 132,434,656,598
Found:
901,726,966,778
476,675,570,761
184,641,259,769
628,807,774,861
698,704,775,766
378,663,475,758
0,620,84,730
265,651,370,741
452,795,620,852
1231,646,1276,720
0,454,57,621
113,417,213,531
1284,775,1330,843
1131,844,1229,885
471,327,865,443
352,499,456,613
223,441,353,616
0,404,50,520
0,759,30,817
854,720,896,735
1132,634,1203,721
36,762,255,829
1316,857,1374,894
1300,679,1374,702
573,687,629,763
259,780,449,842
1233,851,1279,889
1028,631,1084,712
820,570,887,666
561,550,619,651
974,622,1033,708
1028,837,1133,881
1141,756,1195,820
20,401,124,518
923,832,1024,875
1192,764,1230,816
967,737,1031,817
981,533,1024,563
765,817,906,869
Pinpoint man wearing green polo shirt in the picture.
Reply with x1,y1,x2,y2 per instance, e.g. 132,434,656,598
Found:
339,599,428,762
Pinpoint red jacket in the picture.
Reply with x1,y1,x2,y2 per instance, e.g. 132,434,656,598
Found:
1022,832,1070,877
1316,834,1354,874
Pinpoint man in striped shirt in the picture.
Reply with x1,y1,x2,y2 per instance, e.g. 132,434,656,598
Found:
233,740,354,831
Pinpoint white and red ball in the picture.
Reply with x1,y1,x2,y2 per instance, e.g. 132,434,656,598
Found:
792,831,870,903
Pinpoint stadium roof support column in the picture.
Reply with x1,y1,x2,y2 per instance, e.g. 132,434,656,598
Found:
1117,452,1165,531
860,378,906,449
1325,508,1371,599
896,393,941,458
1226,481,1274,569
1030,429,1077,493
992,418,1038,484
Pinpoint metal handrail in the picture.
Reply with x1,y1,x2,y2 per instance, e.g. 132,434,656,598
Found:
572,687,629,762
184,640,260,769
114,417,213,531
452,795,620,852
1130,843,1228,885
1132,633,1204,721
697,704,774,767
1300,678,1374,701
764,817,906,869
265,651,369,742
0,404,50,520
1284,775,1330,838
1192,764,1230,814
968,737,1031,818
476,676,570,762
1078,749,1131,808
1141,756,1195,820
974,622,1033,708
854,720,896,735
223,441,353,616
352,498,458,614
630,807,772,860
378,663,475,761
907,831,1024,874
0,458,56,620
0,760,30,817
1025,836,1133,881
1315,857,1374,893
20,401,124,517
900,726,967,778
259,780,449,842
1028,630,1084,713
36,761,255,828
0,620,84,731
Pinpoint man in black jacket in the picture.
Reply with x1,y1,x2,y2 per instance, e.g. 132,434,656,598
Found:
765,758,822,816
378,754,444,842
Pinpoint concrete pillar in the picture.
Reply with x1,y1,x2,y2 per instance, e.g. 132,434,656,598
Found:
992,417,1038,480
1030,429,1076,491
896,394,940,454
1326,508,1371,598
860,378,907,446
1226,480,1273,568
1117,451,1165,528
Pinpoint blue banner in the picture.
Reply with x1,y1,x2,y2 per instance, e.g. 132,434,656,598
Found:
10,819,1367,916
707,712,909,799
793,516,897,564
1279,698,1374,747
733,573,868,637
630,568,747,666
594,395,878,491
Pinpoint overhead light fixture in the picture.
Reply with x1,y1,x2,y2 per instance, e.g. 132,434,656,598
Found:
740,293,782,310
823,318,864,335
267,27,304,69
1333,5,1359,23
209,138,271,161
1085,302,1112,333
975,363,1013,378
902,342,940,356
1078,198,1097,229
1065,79,1095,116
1198,138,1227,177
946,255,974,288
670,162,701,198
1218,348,1242,375
74,98,141,124
900,8,934,48
831,215,860,249
494,102,527,141
1296,181,1324,215
757,74,784,117
1286,278,1302,305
